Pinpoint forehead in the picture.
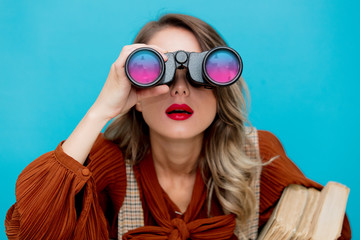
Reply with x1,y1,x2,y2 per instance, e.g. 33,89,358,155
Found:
147,26,202,53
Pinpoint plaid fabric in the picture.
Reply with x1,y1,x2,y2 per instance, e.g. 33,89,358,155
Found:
118,127,261,240
117,160,144,238
239,127,261,240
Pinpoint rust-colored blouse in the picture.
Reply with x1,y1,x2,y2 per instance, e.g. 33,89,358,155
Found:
5,130,351,239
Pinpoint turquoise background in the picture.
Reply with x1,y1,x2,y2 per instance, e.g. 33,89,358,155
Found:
1,0,359,238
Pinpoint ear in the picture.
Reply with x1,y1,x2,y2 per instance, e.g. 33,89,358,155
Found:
135,102,142,112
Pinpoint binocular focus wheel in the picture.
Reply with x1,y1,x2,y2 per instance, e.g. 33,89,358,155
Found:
175,51,188,64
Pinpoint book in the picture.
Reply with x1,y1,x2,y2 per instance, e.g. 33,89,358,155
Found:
257,181,350,240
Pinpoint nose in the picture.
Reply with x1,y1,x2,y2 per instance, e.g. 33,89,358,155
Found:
170,70,190,97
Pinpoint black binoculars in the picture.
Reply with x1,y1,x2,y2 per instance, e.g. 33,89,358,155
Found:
125,46,243,88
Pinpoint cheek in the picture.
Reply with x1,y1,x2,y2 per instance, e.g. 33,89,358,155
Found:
207,91,217,112
137,94,167,114
198,92,217,124
139,100,166,125
140,104,159,121
208,101,217,123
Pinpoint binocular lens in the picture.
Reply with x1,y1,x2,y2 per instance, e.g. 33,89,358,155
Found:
204,49,241,85
126,49,163,86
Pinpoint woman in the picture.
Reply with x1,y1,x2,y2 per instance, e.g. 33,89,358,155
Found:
5,14,351,239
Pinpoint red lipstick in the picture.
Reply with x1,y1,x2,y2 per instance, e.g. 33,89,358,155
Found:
166,104,194,120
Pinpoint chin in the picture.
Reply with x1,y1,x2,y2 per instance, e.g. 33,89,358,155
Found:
164,130,197,140
151,127,204,141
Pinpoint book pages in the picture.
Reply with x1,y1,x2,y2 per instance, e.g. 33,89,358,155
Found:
258,184,308,240
292,188,320,239
258,182,349,240
309,182,350,240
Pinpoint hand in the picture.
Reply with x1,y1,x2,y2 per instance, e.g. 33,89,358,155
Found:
89,44,170,121
62,44,169,164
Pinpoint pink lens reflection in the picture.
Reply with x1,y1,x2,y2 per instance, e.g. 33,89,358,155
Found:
205,49,240,83
128,50,162,84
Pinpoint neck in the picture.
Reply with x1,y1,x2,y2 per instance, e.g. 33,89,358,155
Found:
149,131,203,176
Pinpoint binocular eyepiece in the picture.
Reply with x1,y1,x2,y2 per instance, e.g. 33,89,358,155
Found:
125,46,243,88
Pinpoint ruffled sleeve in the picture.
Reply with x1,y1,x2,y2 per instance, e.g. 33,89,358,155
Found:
5,134,126,240
258,130,351,240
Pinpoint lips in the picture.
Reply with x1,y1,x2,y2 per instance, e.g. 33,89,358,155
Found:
166,104,194,120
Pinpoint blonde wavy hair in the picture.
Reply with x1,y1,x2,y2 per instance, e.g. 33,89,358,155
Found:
104,14,260,231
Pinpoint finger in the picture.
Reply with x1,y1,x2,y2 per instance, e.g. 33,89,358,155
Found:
145,44,168,61
119,44,168,63
136,85,170,101
112,44,149,79
112,44,169,81
117,44,147,62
